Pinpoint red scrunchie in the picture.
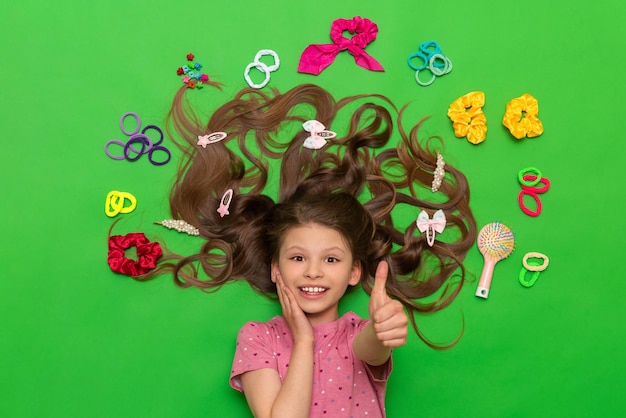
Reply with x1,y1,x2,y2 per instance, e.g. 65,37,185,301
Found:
298,16,384,75
107,233,163,277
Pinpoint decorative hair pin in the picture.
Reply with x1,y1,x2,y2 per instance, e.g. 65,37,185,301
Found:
197,132,228,148
431,152,445,192
155,219,200,236
217,189,234,217
416,209,446,247
302,120,336,150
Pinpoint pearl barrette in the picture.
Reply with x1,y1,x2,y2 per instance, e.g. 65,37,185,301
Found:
155,219,200,236
431,152,445,192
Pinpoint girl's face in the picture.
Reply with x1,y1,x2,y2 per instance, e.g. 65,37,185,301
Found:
272,223,361,326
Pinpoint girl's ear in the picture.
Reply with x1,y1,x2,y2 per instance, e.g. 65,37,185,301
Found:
349,261,362,286
270,262,278,283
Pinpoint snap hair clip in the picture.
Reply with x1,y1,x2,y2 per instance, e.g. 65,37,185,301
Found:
302,120,336,150
415,209,446,247
197,132,228,148
217,189,234,218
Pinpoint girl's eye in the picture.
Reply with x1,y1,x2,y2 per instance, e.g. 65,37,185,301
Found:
291,256,304,262
326,257,339,263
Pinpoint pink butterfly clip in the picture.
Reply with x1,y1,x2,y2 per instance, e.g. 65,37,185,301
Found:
416,209,446,247
302,120,336,150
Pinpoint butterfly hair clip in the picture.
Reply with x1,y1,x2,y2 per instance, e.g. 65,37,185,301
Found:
416,209,446,247
302,120,336,150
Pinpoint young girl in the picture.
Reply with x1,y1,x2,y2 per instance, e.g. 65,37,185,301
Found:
137,83,476,417
231,191,408,417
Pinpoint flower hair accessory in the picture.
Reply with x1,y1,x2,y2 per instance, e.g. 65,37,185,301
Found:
448,91,487,144
416,209,446,247
502,93,544,139
298,16,384,75
176,52,210,89
431,153,445,192
302,120,336,150
107,233,163,277
155,219,200,236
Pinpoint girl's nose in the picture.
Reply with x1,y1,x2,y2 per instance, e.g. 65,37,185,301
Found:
305,261,323,279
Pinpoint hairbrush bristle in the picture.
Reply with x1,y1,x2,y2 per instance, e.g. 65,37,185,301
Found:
477,222,515,260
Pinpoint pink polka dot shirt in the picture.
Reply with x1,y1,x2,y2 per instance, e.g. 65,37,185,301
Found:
230,312,392,417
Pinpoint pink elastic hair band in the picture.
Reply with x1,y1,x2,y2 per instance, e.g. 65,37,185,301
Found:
518,174,551,217
297,16,384,75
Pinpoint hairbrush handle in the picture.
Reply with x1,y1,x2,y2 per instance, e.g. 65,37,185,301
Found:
475,258,496,299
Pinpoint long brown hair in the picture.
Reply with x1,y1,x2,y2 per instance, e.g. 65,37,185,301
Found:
140,83,477,348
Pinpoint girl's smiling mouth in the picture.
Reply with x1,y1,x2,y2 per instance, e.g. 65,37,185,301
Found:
299,286,328,295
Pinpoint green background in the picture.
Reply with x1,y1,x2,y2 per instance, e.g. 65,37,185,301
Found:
1,0,625,417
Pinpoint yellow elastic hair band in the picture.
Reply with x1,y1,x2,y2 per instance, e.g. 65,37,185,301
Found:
502,93,544,139
105,190,137,217
447,91,487,145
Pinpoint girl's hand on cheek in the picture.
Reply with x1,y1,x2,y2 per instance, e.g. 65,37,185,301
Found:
276,271,314,345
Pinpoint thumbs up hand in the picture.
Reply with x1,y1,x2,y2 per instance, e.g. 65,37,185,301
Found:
368,261,408,348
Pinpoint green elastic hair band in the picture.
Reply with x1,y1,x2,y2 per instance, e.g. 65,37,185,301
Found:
518,167,542,187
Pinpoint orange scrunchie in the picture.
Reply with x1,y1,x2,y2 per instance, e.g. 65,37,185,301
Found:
447,91,487,144
502,93,544,139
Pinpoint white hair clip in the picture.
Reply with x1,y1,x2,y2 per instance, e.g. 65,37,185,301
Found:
302,120,336,150
416,209,446,246
431,152,445,192
155,219,200,236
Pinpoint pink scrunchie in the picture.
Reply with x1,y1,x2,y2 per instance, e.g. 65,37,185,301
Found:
298,16,384,75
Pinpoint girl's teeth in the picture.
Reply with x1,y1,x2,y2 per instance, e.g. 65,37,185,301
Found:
301,287,326,294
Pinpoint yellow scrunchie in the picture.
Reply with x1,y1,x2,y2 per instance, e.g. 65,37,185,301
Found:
447,91,487,144
502,93,544,139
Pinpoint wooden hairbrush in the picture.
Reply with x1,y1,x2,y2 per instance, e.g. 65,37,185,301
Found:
475,222,515,299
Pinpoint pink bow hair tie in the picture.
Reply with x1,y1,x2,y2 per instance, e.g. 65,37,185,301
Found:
298,16,384,75
416,209,446,247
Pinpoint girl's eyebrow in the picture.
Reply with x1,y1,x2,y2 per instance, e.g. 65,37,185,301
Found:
285,245,346,254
